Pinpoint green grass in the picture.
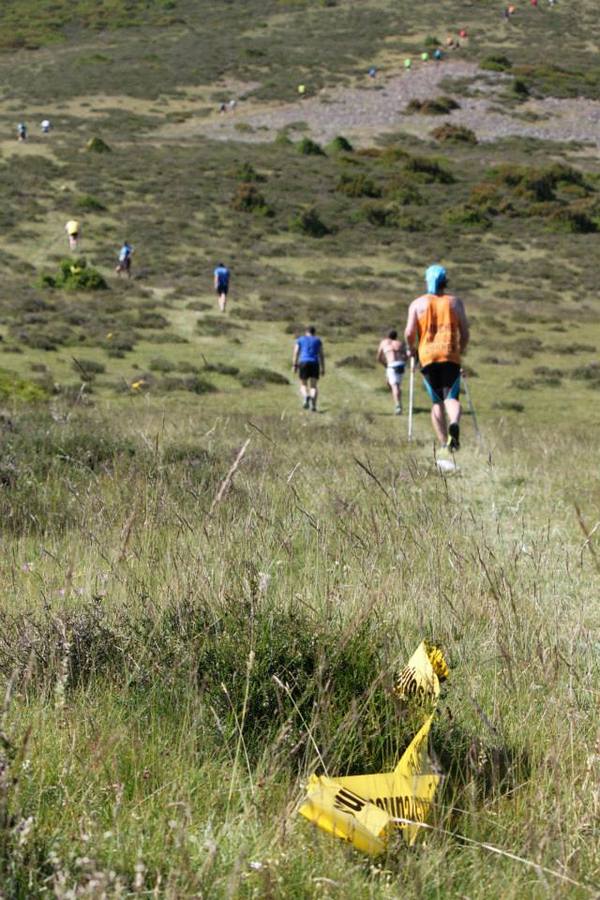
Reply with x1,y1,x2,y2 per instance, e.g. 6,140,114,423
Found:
0,0,600,895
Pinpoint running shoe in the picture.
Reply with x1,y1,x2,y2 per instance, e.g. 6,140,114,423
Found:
395,403,402,415
302,397,310,410
447,422,460,451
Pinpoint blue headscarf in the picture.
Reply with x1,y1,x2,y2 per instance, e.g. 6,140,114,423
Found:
425,264,447,294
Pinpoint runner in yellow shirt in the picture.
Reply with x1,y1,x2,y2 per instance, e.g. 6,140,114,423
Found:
404,265,469,450
65,219,81,251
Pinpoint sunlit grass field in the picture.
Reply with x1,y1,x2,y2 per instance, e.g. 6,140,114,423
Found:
1,1,600,896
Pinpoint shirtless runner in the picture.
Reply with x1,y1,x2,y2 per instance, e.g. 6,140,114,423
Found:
376,329,407,415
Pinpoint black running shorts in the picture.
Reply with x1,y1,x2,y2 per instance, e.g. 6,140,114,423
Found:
299,361,319,380
421,362,461,404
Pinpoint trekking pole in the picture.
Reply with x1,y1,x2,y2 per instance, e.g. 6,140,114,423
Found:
462,370,482,443
407,356,415,442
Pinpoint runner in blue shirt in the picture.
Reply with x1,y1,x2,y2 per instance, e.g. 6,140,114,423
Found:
115,241,133,277
292,325,325,411
214,262,231,312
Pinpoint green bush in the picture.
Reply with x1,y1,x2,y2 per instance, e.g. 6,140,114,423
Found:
546,207,597,234
149,356,176,373
86,136,111,153
443,205,491,229
404,155,454,184
289,207,330,237
71,358,106,380
230,183,272,215
42,258,107,292
0,369,48,403
327,135,353,153
232,162,264,182
336,173,381,198
297,137,325,156
481,54,512,72
161,375,217,394
75,194,106,211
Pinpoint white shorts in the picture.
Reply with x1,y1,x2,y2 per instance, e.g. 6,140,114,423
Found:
386,363,405,386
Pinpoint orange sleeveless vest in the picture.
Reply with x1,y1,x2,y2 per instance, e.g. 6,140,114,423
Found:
417,294,461,367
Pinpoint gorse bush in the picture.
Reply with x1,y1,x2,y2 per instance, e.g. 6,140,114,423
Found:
41,258,107,291
289,207,330,237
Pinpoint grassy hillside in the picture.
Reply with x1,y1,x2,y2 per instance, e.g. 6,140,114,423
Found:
1,1,600,896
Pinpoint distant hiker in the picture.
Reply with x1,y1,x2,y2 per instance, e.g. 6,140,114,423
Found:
219,102,227,114
115,240,133,277
293,325,324,412
404,265,469,451
404,58,412,70
40,119,51,134
368,66,377,78
298,84,306,96
434,49,443,61
17,122,27,141
214,262,230,312
376,329,407,415
65,219,81,251
228,99,237,111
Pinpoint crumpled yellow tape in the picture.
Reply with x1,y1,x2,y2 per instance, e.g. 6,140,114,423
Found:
298,641,447,855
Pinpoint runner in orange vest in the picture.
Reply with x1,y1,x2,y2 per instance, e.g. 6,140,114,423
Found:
404,265,469,450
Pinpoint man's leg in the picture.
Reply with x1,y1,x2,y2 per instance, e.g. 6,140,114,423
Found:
444,397,461,449
431,403,447,445
309,377,318,410
300,378,310,408
219,291,227,312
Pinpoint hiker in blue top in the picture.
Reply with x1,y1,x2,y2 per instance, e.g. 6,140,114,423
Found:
214,262,231,312
292,325,325,412
115,240,133,277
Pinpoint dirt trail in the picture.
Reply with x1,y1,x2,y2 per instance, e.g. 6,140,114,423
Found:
154,61,600,148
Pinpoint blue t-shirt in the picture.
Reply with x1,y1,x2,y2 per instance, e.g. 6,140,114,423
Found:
296,334,322,363
119,244,132,261
214,265,230,287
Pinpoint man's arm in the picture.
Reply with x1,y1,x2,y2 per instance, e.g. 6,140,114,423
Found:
213,272,218,289
456,298,469,353
404,302,419,354
292,341,299,369
319,343,325,376
376,341,385,365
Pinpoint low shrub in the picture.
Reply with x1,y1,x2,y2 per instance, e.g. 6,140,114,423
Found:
406,96,459,115
149,356,176,373
327,135,353,153
161,375,217,394
238,368,290,388
0,369,48,403
71,358,106,381
289,207,330,237
481,54,512,72
335,355,373,369
336,173,381,198
86,136,111,153
297,137,325,156
404,155,454,184
546,207,597,234
75,194,106,212
230,183,272,216
42,258,107,292
443,204,491,228
431,124,477,144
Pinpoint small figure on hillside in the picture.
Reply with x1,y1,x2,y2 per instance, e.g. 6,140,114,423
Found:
40,119,51,134
115,240,133,277
404,265,470,451
434,49,443,61
17,122,27,141
459,28,468,39
65,219,81,251
298,84,306,96
292,325,325,412
404,58,412,70
214,262,231,312
228,99,237,111
531,0,538,6
219,102,227,114
368,66,377,79
376,329,408,415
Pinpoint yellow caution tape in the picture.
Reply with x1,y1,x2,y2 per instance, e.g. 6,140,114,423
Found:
298,641,448,855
